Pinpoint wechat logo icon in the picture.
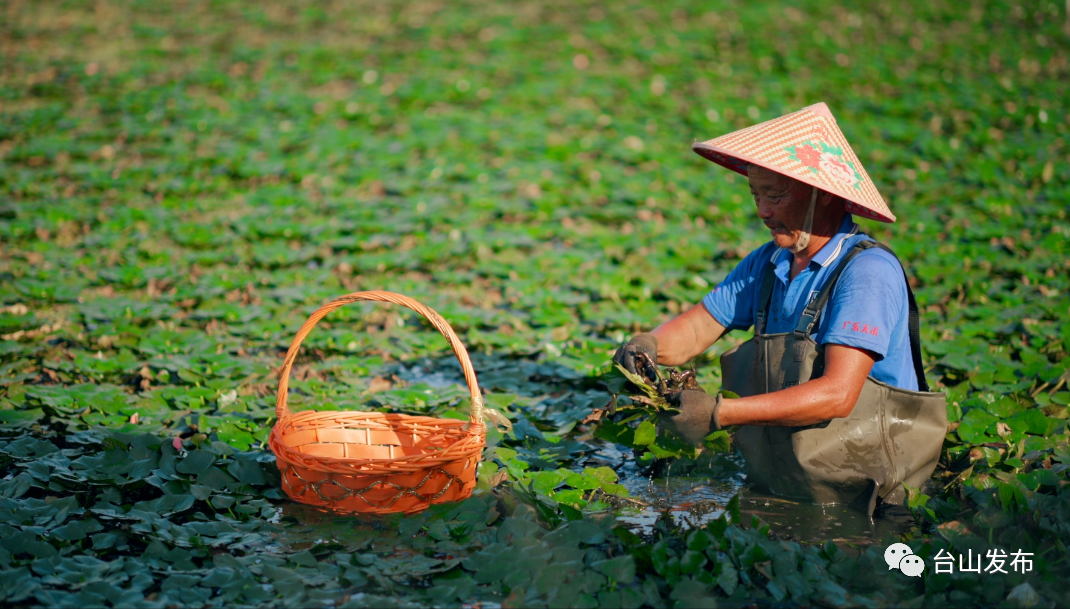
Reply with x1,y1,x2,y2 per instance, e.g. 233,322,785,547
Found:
884,543,925,577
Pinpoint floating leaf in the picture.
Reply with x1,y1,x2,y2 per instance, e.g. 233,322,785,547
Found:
175,450,215,475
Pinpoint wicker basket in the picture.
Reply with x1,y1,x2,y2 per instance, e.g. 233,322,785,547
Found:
269,291,485,515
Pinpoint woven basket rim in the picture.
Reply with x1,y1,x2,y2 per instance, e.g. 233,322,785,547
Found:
269,426,483,467
274,291,485,425
280,409,483,425
270,291,487,491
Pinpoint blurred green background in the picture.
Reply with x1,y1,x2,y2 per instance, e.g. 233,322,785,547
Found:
4,0,1066,393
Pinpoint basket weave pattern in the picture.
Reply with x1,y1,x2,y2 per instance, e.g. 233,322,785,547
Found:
269,291,485,514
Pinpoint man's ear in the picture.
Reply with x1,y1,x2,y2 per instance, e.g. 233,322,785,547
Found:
817,189,837,208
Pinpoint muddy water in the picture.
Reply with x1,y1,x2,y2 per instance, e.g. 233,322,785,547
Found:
735,492,914,546
263,448,913,553
591,441,741,532
594,441,914,546
255,503,393,556
391,363,913,546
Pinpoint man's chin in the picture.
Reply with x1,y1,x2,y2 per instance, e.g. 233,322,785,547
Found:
771,233,797,249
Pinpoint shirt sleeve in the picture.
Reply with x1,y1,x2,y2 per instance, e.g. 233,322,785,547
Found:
818,250,905,360
702,243,775,331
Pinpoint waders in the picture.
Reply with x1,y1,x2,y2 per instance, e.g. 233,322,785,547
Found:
720,241,946,514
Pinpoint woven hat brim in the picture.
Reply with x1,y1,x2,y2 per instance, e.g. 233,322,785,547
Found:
691,105,896,224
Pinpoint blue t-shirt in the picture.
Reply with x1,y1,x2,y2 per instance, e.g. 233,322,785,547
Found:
702,214,918,390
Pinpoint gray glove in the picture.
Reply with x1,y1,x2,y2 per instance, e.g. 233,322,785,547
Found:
612,333,658,377
661,389,722,445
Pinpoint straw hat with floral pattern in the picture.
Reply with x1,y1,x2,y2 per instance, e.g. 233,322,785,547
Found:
692,102,895,223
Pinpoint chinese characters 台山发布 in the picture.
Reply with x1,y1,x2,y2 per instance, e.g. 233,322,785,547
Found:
932,549,1033,574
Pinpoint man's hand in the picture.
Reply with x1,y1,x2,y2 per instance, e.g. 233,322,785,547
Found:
641,304,727,367
660,389,722,445
612,333,658,376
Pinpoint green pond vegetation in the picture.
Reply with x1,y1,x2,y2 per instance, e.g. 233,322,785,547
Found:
1,0,1069,606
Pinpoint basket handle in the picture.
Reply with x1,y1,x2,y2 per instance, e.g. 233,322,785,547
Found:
275,291,483,426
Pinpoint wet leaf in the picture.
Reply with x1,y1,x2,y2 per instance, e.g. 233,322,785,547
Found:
633,421,656,446
176,450,215,475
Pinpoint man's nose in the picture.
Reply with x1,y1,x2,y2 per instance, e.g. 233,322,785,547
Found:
756,198,774,219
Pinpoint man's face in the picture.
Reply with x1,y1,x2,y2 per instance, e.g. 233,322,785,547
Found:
747,164,815,250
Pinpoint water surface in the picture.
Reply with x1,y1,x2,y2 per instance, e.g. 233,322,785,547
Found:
591,441,913,546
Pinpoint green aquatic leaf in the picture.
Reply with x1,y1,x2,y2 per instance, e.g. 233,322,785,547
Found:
1006,409,1060,436
717,562,739,596
176,450,215,475
0,313,38,334
227,458,266,486
592,420,635,446
703,430,731,452
582,466,618,484
956,408,999,444
552,489,588,508
592,555,636,585
562,472,601,491
604,365,628,395
612,363,665,404
529,470,566,495
633,421,657,446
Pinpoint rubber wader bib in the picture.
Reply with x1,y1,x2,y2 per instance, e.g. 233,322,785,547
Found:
721,240,946,514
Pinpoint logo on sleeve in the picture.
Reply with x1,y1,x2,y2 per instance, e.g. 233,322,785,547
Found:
842,321,878,336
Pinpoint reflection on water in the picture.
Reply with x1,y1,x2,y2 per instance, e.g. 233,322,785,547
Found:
588,440,740,533
615,474,739,532
263,460,913,553
736,491,914,546
256,502,394,555
591,440,913,546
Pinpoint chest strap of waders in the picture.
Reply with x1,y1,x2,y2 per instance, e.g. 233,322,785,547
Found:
786,240,931,392
754,256,779,336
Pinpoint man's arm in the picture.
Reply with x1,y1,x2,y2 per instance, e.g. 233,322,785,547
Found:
717,344,876,427
616,245,763,373
650,303,726,366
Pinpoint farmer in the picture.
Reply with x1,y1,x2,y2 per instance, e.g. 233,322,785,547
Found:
613,103,946,513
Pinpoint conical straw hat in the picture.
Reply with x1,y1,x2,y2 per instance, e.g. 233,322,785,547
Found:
692,102,895,223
